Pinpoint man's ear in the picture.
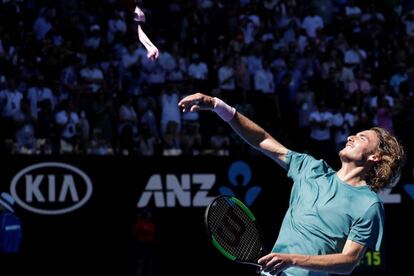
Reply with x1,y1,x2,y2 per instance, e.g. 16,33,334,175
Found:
368,153,382,163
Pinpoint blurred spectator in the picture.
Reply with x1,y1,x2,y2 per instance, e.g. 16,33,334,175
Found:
27,74,56,119
301,8,324,38
79,59,104,94
187,53,209,90
77,110,90,153
331,102,356,152
118,94,138,155
0,191,23,272
346,68,371,95
85,24,102,51
88,128,113,155
137,123,159,156
217,56,236,100
33,7,54,41
308,100,335,163
107,10,127,44
209,125,230,156
254,59,275,94
389,63,408,94
180,122,202,156
134,208,156,276
90,92,114,146
402,10,414,37
233,53,250,92
343,42,366,68
373,96,395,134
0,77,23,139
14,99,36,153
295,81,316,147
160,85,181,135
55,99,80,154
36,99,56,152
162,120,181,156
59,55,81,101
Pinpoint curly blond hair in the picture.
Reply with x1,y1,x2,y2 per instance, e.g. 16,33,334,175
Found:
367,127,406,192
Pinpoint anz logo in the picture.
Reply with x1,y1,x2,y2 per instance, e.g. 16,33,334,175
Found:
137,160,261,208
219,161,261,206
137,174,216,207
10,162,93,215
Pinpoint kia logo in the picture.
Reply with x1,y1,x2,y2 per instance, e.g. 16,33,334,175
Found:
10,162,93,215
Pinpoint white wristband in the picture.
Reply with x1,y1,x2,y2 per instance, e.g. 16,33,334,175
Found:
213,97,236,122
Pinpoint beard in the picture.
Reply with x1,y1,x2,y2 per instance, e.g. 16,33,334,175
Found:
338,149,348,162
338,147,370,166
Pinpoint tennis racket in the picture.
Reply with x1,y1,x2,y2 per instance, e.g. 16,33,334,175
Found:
204,195,266,269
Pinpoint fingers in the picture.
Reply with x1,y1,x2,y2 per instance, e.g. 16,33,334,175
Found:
177,93,215,113
178,98,200,112
258,253,289,275
147,48,159,60
263,259,283,272
263,263,284,275
178,93,203,112
258,253,275,264
190,105,200,112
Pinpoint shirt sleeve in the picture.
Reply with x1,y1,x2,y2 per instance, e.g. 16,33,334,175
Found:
286,150,332,182
348,202,384,251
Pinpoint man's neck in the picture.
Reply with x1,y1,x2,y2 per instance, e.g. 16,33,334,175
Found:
337,163,369,187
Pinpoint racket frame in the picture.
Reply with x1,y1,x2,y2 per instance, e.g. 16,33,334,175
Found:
204,195,266,268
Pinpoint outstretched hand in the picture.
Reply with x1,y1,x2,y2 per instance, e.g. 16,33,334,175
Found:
178,93,215,112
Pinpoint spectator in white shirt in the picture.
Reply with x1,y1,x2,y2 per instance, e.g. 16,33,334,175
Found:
389,63,408,93
0,78,23,120
345,0,362,19
33,7,54,41
160,85,181,135
301,9,324,38
308,100,335,163
254,59,275,94
107,10,127,43
217,57,236,92
79,60,104,93
27,75,56,119
331,103,356,152
188,53,209,89
344,43,366,67
55,99,80,153
85,24,102,50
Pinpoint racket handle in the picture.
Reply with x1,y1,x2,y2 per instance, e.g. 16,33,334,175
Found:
255,266,264,274
259,271,274,276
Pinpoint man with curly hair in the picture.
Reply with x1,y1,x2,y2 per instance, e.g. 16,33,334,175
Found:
178,93,406,276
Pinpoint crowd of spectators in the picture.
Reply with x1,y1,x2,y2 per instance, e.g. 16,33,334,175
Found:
1,0,414,163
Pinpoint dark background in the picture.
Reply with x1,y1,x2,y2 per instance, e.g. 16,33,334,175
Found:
0,155,412,276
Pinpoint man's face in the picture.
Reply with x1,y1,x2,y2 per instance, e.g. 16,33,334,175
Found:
339,130,380,163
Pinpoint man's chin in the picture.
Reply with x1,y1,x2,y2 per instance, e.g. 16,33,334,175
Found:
338,149,347,160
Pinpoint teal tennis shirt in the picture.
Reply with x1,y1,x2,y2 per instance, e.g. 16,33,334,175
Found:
272,151,384,276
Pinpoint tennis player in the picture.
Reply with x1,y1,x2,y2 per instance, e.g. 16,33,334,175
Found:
178,93,405,276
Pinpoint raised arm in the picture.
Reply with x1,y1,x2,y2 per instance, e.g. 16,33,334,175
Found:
178,93,289,169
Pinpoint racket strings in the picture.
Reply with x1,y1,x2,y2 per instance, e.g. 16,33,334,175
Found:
207,198,263,262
